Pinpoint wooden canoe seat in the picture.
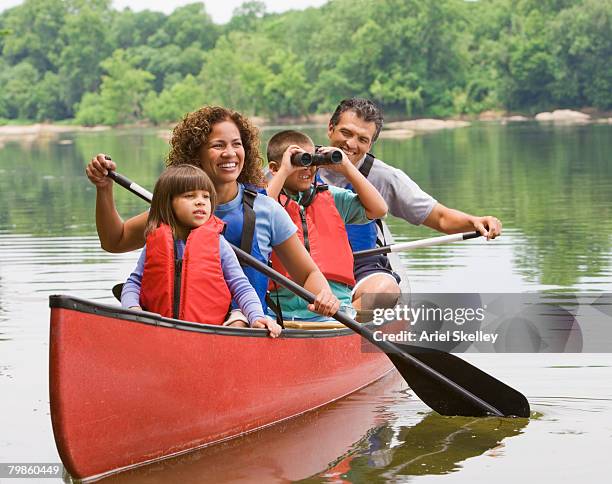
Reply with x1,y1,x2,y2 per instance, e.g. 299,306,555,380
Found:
282,309,373,329
283,320,347,330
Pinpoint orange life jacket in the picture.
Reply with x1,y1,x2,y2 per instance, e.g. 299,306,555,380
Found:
270,186,355,288
140,217,231,324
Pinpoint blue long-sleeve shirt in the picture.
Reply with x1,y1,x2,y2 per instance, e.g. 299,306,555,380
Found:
121,235,266,325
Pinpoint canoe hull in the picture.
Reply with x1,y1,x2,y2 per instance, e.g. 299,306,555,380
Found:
49,296,395,480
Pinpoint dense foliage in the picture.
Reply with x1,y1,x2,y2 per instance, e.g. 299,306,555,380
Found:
0,0,610,125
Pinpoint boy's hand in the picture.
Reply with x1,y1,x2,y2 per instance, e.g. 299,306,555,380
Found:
128,305,142,311
252,318,282,338
308,289,341,317
316,146,351,176
278,144,308,175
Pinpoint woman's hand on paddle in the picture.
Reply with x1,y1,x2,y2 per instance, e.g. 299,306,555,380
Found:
308,289,341,317
86,153,116,189
252,318,282,338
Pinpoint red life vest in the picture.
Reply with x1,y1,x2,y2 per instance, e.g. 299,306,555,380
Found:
140,217,231,324
270,187,355,288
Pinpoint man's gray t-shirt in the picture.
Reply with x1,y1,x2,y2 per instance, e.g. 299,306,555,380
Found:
318,156,437,225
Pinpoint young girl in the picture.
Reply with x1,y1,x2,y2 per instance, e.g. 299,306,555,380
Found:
121,165,281,337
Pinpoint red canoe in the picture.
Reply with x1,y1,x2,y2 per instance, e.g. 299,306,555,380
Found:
49,295,398,481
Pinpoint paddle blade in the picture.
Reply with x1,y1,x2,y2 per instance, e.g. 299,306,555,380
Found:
112,283,124,302
388,345,530,418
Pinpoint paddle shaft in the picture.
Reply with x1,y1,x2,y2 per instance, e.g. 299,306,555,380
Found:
105,169,504,417
353,231,481,258
108,170,481,257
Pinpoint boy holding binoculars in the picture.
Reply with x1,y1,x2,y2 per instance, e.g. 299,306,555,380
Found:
266,130,387,321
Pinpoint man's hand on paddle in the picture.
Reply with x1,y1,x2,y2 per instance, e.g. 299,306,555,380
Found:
472,216,502,240
424,204,502,241
86,153,116,189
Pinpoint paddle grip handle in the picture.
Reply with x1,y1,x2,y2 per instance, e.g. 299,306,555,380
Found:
107,169,153,203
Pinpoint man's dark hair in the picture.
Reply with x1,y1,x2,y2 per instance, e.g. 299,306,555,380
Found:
329,98,384,143
266,130,314,164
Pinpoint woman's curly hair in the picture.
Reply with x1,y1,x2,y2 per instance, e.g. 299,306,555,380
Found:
167,106,265,187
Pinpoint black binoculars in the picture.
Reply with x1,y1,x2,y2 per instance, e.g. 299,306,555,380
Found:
291,149,343,167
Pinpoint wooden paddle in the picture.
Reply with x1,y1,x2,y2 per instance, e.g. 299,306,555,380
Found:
353,231,481,258
105,169,530,418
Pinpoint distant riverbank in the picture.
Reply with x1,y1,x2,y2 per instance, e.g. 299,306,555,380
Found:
2,109,611,143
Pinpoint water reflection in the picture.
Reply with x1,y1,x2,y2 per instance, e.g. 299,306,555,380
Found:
94,371,527,483
311,414,528,482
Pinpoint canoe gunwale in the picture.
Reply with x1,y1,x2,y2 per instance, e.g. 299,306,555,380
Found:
49,294,362,339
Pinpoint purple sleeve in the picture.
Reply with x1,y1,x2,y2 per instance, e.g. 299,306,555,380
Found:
121,248,146,309
219,237,266,325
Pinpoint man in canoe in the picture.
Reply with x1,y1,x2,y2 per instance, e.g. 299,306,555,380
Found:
319,98,503,310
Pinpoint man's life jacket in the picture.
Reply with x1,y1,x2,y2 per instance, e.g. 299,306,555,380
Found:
217,185,270,311
270,186,355,288
342,153,382,251
140,217,231,324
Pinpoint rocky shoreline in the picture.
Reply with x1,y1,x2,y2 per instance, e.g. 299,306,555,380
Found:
1,110,611,143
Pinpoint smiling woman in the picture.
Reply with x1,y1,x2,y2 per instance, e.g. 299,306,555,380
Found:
84,105,341,320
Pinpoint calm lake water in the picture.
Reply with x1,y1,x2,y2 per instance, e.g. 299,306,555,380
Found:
1,122,611,482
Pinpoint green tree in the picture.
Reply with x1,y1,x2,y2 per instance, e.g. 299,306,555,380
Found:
75,50,154,125
110,8,165,49
143,74,207,123
159,3,219,50
199,32,273,115
550,0,612,109
57,0,113,116
225,1,267,32
1,0,67,73
31,72,67,120
262,50,310,117
128,43,205,92
0,61,40,119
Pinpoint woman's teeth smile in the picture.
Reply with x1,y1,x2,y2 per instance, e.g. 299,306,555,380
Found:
218,162,238,170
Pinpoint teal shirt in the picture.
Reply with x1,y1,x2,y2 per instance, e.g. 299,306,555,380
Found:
269,185,370,321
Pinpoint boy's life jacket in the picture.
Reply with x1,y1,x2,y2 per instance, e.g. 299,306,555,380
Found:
269,185,355,288
219,186,270,311
140,216,231,324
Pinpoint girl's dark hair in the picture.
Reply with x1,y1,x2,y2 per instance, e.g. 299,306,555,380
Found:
167,105,265,187
145,165,217,238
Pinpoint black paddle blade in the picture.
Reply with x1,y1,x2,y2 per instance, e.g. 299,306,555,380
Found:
112,283,124,302
388,345,530,418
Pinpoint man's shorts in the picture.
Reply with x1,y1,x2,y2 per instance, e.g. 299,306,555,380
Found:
352,254,401,295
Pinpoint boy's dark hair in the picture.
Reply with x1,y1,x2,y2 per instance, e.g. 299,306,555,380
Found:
266,130,314,164
329,98,384,143
146,165,217,238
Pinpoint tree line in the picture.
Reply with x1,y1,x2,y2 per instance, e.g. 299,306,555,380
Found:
0,0,610,125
